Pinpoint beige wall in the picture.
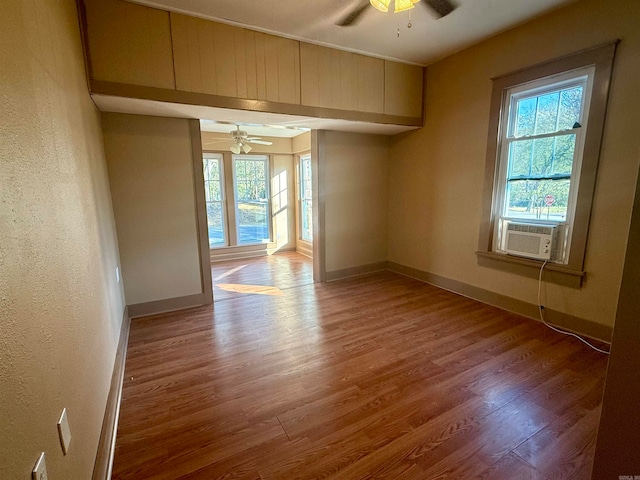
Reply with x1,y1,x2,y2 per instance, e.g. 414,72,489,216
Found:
292,131,311,154
103,113,202,305
272,154,297,252
323,131,390,273
388,0,640,329
0,1,125,479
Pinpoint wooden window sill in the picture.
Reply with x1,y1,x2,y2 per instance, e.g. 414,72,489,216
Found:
476,251,585,288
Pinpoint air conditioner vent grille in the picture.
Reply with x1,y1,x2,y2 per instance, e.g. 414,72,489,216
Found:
506,223,554,235
502,221,558,261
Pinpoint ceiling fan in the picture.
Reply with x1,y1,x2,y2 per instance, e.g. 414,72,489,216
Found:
337,0,456,27
229,126,273,154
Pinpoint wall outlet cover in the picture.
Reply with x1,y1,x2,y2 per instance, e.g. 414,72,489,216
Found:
57,408,72,455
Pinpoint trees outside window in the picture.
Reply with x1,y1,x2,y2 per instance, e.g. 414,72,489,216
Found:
203,153,226,247
233,155,270,245
299,154,313,242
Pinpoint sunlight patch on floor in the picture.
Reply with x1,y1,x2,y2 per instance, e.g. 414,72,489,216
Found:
213,264,248,281
215,283,285,296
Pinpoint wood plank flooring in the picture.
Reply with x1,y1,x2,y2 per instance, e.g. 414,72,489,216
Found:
112,253,608,479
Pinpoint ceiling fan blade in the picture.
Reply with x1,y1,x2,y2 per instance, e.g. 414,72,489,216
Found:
422,0,456,18
247,139,273,146
336,0,370,26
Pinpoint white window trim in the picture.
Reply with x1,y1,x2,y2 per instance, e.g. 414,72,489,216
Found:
491,67,596,264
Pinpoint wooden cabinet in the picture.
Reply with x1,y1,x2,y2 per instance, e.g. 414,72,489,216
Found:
170,14,300,105
81,0,422,123
384,61,424,118
84,0,175,89
300,43,384,114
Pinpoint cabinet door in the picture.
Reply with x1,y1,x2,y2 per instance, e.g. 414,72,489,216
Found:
84,0,175,89
384,61,424,118
301,43,384,114
171,14,300,104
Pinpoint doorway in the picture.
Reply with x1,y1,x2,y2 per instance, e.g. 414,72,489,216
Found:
198,120,316,301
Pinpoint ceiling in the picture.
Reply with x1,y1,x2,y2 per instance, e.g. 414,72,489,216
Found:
129,0,577,65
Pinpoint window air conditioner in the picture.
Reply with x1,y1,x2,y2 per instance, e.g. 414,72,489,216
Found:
502,221,558,261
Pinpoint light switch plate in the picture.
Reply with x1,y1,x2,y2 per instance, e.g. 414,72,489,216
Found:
57,408,72,455
32,452,48,480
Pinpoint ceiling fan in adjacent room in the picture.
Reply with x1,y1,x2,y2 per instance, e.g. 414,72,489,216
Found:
225,126,273,154
337,0,456,26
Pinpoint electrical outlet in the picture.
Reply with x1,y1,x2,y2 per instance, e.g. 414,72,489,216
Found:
32,452,48,480
57,408,72,455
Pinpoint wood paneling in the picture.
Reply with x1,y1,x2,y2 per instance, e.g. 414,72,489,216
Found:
300,43,384,113
171,14,300,104
384,60,424,117
112,254,608,479
84,0,175,89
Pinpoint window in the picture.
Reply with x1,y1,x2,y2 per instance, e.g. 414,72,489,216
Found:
299,154,313,242
233,155,270,245
203,153,226,247
492,68,594,263
478,43,617,282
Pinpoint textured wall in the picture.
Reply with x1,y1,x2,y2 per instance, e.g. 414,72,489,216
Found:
102,113,203,305
0,1,125,478
388,0,640,328
323,131,390,272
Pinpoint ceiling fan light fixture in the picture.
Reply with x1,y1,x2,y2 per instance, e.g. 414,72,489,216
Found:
230,142,241,154
394,0,416,13
370,0,390,13
242,142,252,153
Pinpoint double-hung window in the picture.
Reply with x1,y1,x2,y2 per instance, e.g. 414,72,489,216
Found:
299,154,313,242
478,43,616,282
233,155,270,245
493,68,594,264
203,153,226,247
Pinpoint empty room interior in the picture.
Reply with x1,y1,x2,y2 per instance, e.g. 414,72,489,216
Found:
2,0,640,478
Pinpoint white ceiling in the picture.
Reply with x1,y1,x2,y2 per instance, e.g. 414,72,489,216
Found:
129,0,577,65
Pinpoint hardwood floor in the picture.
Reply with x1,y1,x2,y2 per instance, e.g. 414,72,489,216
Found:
112,253,608,479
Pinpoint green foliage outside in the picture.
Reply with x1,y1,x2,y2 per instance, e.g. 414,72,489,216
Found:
505,84,583,220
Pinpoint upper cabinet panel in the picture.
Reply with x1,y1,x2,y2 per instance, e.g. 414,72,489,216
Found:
384,61,423,118
84,0,175,89
300,44,384,114
171,14,301,105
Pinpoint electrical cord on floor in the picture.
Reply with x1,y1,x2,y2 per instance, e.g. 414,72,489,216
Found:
537,260,610,355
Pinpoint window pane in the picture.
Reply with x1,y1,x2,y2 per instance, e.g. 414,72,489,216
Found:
534,91,560,135
505,179,570,221
206,202,225,246
509,139,533,178
234,157,269,245
557,86,583,130
300,156,312,242
553,134,576,175
514,85,583,138
514,97,537,137
508,134,576,181
531,137,555,176
203,155,226,247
